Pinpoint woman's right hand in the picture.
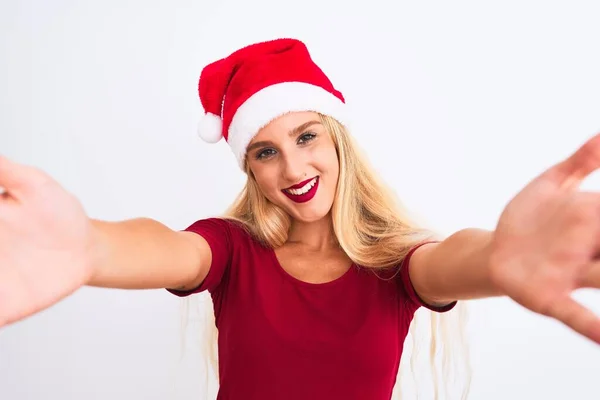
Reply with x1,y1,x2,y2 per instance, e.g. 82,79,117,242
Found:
0,156,96,328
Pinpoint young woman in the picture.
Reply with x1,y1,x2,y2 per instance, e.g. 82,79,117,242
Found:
1,38,599,399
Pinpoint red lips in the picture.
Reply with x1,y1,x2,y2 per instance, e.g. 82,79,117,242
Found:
281,176,320,204
285,177,316,190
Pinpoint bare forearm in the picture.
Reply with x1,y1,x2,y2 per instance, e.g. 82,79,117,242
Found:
411,228,503,304
87,218,202,290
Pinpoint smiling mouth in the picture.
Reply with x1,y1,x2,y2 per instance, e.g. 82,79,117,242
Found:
284,177,318,195
282,176,320,203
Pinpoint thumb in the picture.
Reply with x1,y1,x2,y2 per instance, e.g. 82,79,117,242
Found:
546,132,600,191
0,155,48,199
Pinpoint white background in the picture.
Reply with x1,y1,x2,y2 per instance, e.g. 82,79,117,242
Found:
1,1,599,399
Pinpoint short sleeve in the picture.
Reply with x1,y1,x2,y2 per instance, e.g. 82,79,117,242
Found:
166,218,233,297
398,241,457,313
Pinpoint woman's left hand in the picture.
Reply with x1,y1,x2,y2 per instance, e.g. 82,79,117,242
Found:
489,133,600,344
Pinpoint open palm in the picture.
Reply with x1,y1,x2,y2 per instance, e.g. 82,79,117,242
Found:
490,133,600,344
0,156,95,328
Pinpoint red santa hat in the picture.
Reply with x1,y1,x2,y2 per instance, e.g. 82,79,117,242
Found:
197,38,349,169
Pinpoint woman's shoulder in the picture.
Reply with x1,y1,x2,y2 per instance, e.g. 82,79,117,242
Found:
185,216,263,247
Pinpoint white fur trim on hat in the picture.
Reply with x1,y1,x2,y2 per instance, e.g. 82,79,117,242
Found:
197,112,223,143
227,82,348,169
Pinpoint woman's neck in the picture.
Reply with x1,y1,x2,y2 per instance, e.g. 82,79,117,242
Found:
286,215,337,251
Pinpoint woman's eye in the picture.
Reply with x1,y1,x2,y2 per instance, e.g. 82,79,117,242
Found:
256,148,276,160
298,132,316,144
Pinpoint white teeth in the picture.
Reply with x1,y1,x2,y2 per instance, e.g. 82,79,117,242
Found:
285,177,317,196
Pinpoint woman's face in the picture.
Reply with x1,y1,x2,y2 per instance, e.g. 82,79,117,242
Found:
246,111,339,223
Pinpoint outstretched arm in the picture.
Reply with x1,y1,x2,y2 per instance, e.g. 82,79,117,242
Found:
89,218,211,291
408,228,498,305
0,156,212,328
408,132,600,344
411,229,600,304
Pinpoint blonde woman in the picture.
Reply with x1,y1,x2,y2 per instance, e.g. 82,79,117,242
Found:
1,38,599,400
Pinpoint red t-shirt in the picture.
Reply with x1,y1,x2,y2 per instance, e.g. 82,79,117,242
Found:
168,218,455,400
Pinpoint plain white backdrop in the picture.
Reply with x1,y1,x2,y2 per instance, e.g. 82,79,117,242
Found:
1,1,599,399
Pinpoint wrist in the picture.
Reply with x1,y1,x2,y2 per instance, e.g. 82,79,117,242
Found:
85,219,109,286
486,232,510,297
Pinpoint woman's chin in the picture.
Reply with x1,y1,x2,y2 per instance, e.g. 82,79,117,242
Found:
286,204,333,224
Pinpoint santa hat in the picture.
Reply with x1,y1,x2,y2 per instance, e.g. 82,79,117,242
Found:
197,38,349,169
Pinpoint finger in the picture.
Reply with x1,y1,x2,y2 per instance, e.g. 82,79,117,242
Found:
545,295,600,344
545,133,600,190
0,156,28,194
0,155,49,198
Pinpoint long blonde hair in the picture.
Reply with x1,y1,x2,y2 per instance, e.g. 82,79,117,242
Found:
183,114,472,399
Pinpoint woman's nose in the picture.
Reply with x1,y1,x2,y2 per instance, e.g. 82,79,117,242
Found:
282,155,306,183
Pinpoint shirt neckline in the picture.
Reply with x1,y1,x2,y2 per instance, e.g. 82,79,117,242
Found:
266,246,356,288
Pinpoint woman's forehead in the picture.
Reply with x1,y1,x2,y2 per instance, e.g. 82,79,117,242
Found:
252,111,321,142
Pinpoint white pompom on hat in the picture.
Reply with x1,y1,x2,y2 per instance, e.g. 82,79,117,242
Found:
197,112,223,143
